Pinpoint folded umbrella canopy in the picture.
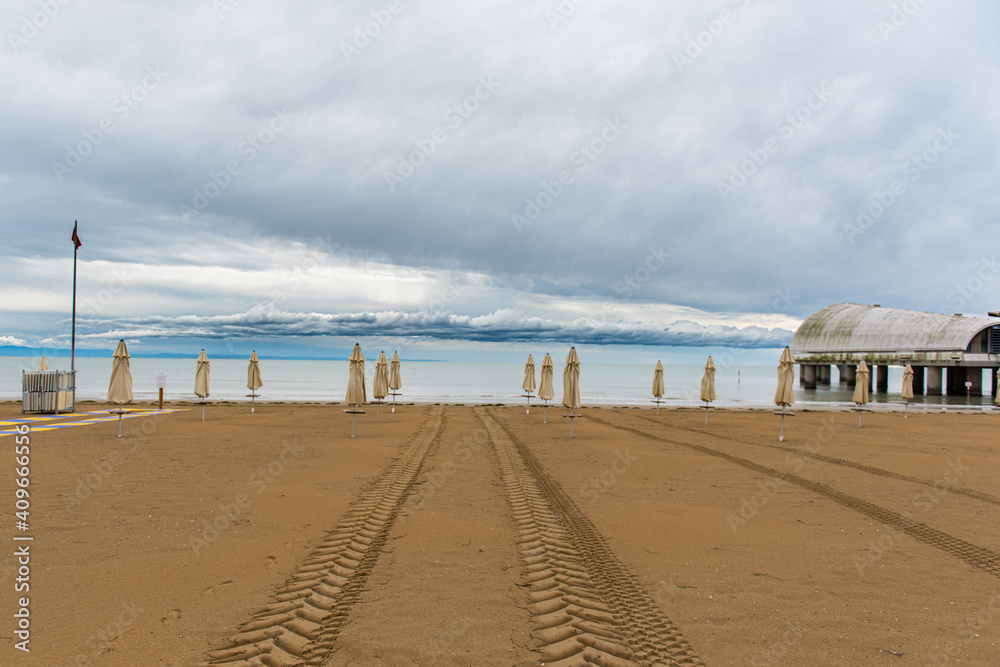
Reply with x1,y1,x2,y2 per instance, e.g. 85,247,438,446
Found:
247,351,263,413
522,354,536,413
651,360,665,415
373,351,389,422
195,349,210,421
39,355,48,371
774,346,795,441
108,339,133,437
853,360,871,427
562,347,581,437
901,364,914,418
345,343,366,437
700,356,716,423
538,353,554,422
108,339,133,404
389,351,402,413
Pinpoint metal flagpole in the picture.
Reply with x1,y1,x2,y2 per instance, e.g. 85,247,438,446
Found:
71,221,80,374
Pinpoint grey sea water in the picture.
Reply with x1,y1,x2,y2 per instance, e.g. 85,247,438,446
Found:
2,357,995,408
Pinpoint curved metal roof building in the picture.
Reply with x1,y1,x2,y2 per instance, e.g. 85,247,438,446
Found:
790,303,999,367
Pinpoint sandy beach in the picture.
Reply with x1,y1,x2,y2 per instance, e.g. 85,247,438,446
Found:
2,400,999,666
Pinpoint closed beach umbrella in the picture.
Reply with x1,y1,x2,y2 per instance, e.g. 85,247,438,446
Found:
775,347,795,407
539,353,554,422
107,339,133,437
389,351,402,412
345,343,366,437
853,361,870,427
701,356,716,423
996,369,999,406
195,350,210,398
853,361,870,406
652,361,665,398
39,355,48,371
108,339,133,405
195,349,210,421
373,351,389,422
652,360,665,415
373,352,389,400
522,354,536,413
901,364,914,418
562,347,581,410
247,351,263,390
346,343,366,407
247,351,262,413
562,347,581,437
774,346,794,441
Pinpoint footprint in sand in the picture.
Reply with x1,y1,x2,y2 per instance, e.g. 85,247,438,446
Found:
162,609,182,624
264,556,277,569
203,580,234,595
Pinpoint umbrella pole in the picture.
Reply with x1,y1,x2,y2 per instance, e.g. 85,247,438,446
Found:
779,413,784,442
118,409,123,438
377,403,381,423
704,403,708,424
569,409,574,438
351,412,356,438
904,400,908,418
858,410,862,428
252,393,255,414
202,400,205,422
543,404,547,423
391,394,396,414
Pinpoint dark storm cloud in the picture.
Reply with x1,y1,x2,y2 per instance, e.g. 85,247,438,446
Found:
71,303,794,348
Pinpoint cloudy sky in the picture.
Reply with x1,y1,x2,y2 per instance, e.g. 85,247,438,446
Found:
1,0,998,361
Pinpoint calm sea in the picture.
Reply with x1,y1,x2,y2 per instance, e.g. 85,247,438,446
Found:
2,357,995,408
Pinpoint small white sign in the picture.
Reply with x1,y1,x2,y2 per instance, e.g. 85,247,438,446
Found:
156,373,167,389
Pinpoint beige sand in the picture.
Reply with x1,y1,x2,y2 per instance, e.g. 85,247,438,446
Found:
2,401,999,666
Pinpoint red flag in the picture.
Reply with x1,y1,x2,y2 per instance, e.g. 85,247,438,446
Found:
71,220,82,249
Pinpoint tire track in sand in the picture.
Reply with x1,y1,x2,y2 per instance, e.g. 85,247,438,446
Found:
587,412,1000,580
479,408,705,667
201,406,443,667
630,411,1000,508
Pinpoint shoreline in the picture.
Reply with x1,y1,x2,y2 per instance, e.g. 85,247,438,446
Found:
4,397,997,413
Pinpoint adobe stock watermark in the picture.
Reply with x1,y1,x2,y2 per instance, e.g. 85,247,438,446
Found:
924,589,1000,667
854,459,968,576
511,116,627,233
843,126,958,244
179,108,294,219
752,622,807,667
728,417,841,534
384,75,500,191
578,449,638,504
545,0,589,31
8,0,72,52
400,429,489,521
212,0,244,21
341,1,403,63
877,0,932,41
51,66,168,182
575,244,671,333
189,440,305,555
613,246,671,298
946,255,998,311
673,0,752,73
717,83,834,201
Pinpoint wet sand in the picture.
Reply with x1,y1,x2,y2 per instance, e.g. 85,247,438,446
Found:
1,400,999,666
